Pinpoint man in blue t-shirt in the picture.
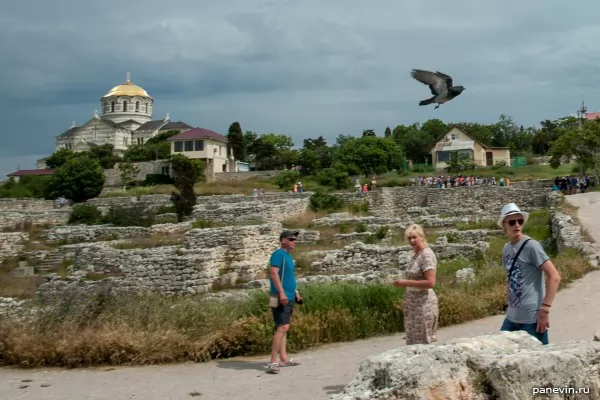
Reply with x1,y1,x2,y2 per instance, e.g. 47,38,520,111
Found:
266,230,302,374
497,203,561,345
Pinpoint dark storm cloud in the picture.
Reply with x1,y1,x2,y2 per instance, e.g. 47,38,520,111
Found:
2,0,600,177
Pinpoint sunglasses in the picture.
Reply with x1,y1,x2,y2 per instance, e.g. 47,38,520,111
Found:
506,218,524,227
287,237,297,242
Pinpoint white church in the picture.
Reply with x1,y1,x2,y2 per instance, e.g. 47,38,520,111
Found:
51,73,194,157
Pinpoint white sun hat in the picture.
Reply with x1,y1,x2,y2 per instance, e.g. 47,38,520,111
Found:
497,203,529,228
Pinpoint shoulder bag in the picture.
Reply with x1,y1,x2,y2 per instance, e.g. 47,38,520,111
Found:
503,238,530,311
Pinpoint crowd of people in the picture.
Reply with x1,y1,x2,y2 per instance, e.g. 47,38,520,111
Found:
553,175,592,194
264,202,561,373
408,174,512,188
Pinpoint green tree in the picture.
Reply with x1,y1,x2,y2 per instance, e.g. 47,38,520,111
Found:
274,170,301,189
227,121,246,161
384,126,392,138
44,155,105,203
88,144,121,169
334,136,405,176
170,154,203,221
45,148,75,168
550,119,600,183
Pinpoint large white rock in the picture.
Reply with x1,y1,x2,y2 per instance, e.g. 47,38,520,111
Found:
332,331,600,400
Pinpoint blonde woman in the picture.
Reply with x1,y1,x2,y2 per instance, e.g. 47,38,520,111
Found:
393,224,439,345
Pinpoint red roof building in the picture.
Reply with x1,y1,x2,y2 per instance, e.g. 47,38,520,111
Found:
585,112,600,120
166,127,228,143
6,168,55,177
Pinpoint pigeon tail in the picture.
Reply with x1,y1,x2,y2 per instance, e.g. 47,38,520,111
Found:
419,96,436,106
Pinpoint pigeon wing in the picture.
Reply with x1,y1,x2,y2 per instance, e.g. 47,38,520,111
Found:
411,69,448,97
435,71,454,90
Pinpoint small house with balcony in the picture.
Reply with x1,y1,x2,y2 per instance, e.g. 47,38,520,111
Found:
430,127,511,170
167,127,232,172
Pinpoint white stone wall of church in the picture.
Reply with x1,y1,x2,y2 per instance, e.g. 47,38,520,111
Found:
101,96,152,125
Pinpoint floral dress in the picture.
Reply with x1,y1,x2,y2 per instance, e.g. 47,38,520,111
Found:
403,247,439,345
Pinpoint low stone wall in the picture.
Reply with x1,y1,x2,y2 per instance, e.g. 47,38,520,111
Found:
193,197,309,223
435,228,502,244
0,211,70,231
0,297,27,318
0,199,60,212
39,222,194,245
213,170,280,182
0,232,28,262
355,184,550,217
35,222,283,300
551,211,600,268
310,241,487,274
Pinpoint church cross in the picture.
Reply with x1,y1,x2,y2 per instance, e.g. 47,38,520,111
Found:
91,125,99,140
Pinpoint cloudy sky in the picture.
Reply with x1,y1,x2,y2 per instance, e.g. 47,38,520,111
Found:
1,0,598,177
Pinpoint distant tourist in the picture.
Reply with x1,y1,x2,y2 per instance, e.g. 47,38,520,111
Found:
297,181,303,193
371,175,377,191
266,230,302,374
252,187,258,197
393,224,439,345
354,179,361,193
497,203,561,345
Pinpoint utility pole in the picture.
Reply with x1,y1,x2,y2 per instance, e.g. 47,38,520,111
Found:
577,101,587,131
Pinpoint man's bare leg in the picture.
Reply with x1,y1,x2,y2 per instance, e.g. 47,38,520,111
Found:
270,325,289,364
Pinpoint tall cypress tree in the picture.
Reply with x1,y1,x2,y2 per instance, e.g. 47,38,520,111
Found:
227,121,246,161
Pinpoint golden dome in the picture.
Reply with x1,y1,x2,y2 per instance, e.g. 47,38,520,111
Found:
102,73,152,99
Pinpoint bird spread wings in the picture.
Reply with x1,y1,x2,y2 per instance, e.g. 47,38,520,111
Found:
411,69,453,97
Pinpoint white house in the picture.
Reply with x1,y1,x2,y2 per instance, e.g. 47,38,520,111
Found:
167,127,233,172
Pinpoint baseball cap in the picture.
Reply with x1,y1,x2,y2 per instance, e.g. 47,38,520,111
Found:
280,230,299,240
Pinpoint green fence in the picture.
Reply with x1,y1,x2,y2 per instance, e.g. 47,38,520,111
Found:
510,156,527,167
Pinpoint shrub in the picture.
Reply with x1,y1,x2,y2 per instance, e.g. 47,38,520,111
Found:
314,168,352,190
308,191,344,212
68,204,103,225
273,170,301,190
102,204,155,227
143,174,174,186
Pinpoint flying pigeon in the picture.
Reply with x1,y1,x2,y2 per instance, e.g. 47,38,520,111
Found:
410,69,466,109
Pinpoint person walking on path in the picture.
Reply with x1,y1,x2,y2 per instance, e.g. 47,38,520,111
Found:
266,230,302,374
497,203,561,345
393,224,439,345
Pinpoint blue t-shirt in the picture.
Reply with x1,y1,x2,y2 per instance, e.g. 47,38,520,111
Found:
269,248,296,301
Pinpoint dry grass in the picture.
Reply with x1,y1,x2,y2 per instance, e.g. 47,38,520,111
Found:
280,211,328,230
0,260,40,298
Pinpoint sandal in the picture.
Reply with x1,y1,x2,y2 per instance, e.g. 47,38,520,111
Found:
280,358,301,366
266,362,280,374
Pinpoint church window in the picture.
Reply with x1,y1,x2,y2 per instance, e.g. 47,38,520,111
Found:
135,101,140,112
123,101,128,112
219,146,222,156
174,141,183,152
194,140,204,151
111,102,115,112
184,141,193,152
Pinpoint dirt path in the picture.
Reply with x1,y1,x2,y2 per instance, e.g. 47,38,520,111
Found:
2,192,600,400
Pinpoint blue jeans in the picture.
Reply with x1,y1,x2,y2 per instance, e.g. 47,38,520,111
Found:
500,317,548,345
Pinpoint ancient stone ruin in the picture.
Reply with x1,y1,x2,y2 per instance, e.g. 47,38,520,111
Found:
332,330,600,400
0,181,599,326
